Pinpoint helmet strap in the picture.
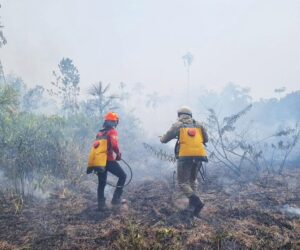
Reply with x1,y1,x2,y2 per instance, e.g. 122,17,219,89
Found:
178,112,192,117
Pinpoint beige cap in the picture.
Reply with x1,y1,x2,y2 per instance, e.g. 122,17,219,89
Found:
177,106,192,116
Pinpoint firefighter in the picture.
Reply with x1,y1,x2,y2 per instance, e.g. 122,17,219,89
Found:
87,112,126,211
160,106,208,217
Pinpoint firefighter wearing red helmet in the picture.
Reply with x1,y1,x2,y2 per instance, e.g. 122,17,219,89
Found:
88,111,126,210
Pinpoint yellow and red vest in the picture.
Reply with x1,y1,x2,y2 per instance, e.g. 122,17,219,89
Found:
87,132,108,173
178,126,207,160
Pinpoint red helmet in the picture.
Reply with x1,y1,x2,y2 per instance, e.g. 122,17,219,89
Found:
104,112,119,122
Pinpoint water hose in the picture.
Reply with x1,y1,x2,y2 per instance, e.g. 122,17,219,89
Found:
198,161,206,182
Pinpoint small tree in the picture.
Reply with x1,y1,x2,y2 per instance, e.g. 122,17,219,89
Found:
206,105,300,176
0,15,7,48
87,82,117,118
269,125,300,174
207,105,254,176
50,58,80,116
0,85,19,114
22,85,45,112
0,14,7,85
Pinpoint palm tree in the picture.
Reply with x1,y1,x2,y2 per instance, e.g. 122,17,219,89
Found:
88,82,118,117
182,52,194,101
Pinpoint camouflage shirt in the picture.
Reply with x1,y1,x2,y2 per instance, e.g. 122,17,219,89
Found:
160,114,208,144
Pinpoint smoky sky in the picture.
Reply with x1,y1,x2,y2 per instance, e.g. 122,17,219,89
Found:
1,0,300,99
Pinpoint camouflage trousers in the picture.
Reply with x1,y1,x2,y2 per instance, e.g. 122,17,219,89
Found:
177,158,201,198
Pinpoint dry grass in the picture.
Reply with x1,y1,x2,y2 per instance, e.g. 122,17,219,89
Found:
0,170,299,249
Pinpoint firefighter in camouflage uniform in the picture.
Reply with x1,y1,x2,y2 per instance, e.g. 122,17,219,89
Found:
160,106,208,216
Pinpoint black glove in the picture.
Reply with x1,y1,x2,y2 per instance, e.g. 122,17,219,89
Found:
116,153,122,161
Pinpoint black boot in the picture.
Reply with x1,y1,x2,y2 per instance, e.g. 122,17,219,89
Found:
98,197,106,211
189,194,204,217
111,188,123,205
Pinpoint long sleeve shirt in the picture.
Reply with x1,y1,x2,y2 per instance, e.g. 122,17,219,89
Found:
160,116,208,144
97,128,120,161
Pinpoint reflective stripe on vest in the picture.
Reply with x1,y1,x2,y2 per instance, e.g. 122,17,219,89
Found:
178,126,207,158
87,133,108,170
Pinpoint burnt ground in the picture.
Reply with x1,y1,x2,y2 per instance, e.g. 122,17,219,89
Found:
0,171,300,250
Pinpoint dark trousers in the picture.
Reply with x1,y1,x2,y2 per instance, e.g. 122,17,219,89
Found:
97,161,127,201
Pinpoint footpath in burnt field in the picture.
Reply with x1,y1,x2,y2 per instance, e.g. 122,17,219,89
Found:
0,172,300,250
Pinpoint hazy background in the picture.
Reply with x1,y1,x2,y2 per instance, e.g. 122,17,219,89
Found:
1,0,300,135
0,0,299,201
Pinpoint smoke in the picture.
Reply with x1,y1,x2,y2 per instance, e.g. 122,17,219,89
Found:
0,170,9,190
281,204,300,218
